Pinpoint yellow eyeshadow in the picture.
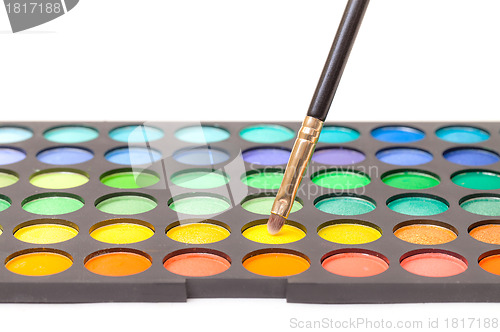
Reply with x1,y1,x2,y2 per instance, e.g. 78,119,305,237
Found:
242,224,305,244
14,224,78,244
6,252,73,276
318,223,381,244
167,223,230,244
90,223,154,244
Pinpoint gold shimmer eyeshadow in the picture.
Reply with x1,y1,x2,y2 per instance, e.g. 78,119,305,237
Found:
469,223,500,244
394,222,457,245
166,220,230,244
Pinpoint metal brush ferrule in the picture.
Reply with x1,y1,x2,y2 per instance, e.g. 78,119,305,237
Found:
271,116,323,218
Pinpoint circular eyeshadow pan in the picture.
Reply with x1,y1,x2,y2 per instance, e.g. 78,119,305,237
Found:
109,125,164,143
37,147,93,165
0,170,18,188
312,170,370,189
311,147,365,165
376,147,433,166
30,169,89,189
164,250,231,277
175,125,230,143
90,219,154,244
382,170,440,190
6,250,73,276
241,169,284,189
242,221,305,244
14,221,78,244
318,126,360,143
105,147,162,165
168,194,230,215
240,124,295,143
22,194,83,215
242,250,310,277
241,195,303,215
315,195,376,216
479,252,500,276
173,147,230,166
242,147,290,165
85,249,152,277
436,126,490,143
322,251,389,277
0,147,26,165
0,195,11,213
95,194,157,215
100,169,160,189
469,224,500,245
371,126,425,143
318,222,381,244
452,170,500,190
387,195,448,216
166,221,230,244
0,126,32,143
394,223,457,245
44,125,99,143
460,195,500,216
400,251,467,277
171,169,229,189
443,148,500,166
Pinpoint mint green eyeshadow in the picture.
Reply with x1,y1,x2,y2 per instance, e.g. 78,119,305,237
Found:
96,195,157,215
388,196,448,216
382,171,440,190
44,126,99,143
241,171,284,189
315,196,375,215
171,170,230,189
175,126,230,143
452,171,500,190
169,195,230,215
240,125,295,143
461,196,500,216
242,196,303,215
0,196,11,212
22,195,84,215
312,170,370,189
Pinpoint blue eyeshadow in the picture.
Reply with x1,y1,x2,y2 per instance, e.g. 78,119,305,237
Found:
443,148,500,166
105,147,162,165
371,126,425,143
173,147,230,165
37,147,94,165
376,147,433,166
436,126,490,143
0,148,26,165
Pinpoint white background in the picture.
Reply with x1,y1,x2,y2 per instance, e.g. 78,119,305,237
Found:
1,1,500,331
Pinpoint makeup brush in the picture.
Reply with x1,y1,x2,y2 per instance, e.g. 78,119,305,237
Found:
267,0,370,235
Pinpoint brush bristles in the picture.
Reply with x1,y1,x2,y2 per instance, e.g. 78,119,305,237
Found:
267,213,287,235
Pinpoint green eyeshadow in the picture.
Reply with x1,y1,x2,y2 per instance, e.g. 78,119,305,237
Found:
168,194,230,215
22,194,84,215
452,170,500,190
387,195,449,216
382,170,440,190
171,169,229,189
314,195,376,216
242,195,303,215
312,170,370,189
0,195,11,212
241,170,284,189
460,195,500,216
96,194,157,215
100,169,160,189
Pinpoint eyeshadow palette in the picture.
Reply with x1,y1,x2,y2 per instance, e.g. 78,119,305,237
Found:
0,122,499,303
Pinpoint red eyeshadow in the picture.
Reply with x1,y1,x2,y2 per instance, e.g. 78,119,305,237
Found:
163,252,230,277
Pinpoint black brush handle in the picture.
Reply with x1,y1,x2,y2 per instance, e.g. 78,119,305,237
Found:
307,0,369,121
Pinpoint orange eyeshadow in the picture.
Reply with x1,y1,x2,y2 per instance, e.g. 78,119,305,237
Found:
394,224,457,245
470,224,500,244
163,253,230,277
243,252,310,277
85,251,152,277
479,254,500,275
6,251,72,276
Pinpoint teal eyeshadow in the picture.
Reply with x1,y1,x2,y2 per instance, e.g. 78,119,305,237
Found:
175,126,230,143
315,196,376,216
44,126,99,143
0,127,32,143
461,196,500,216
388,196,449,216
436,126,490,143
240,125,295,143
318,126,360,143
109,125,164,143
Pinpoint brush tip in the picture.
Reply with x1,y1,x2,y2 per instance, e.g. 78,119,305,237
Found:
267,213,287,235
